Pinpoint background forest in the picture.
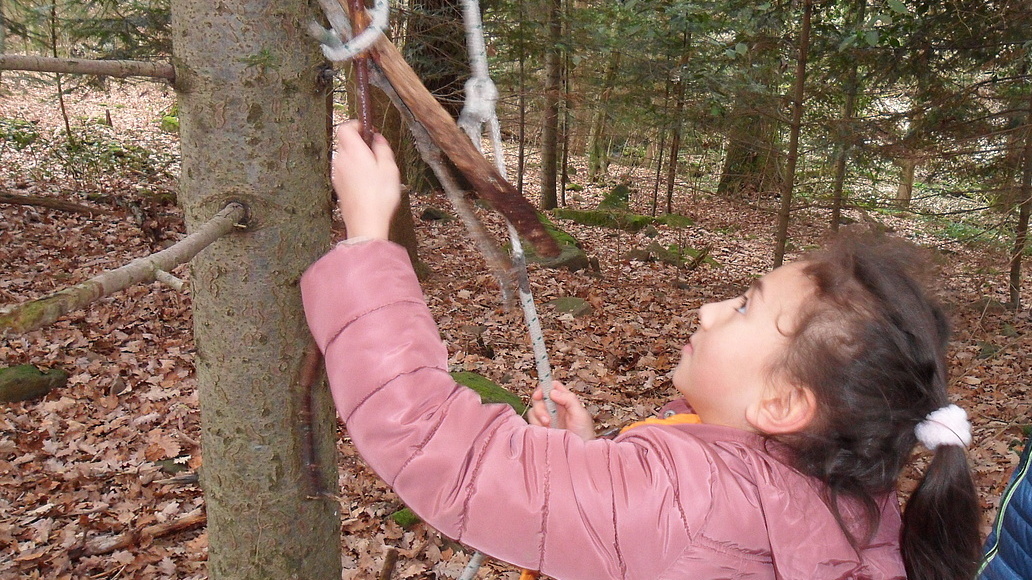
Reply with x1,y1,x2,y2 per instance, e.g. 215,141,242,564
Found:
1,0,1032,578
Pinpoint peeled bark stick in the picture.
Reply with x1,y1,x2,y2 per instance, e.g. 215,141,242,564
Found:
0,202,247,334
0,54,175,80
342,1,559,257
82,509,207,556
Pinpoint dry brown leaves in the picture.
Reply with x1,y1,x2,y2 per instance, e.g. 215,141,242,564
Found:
1,80,1030,578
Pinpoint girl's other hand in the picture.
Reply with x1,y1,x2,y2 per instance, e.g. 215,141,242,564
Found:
528,381,595,441
332,120,401,240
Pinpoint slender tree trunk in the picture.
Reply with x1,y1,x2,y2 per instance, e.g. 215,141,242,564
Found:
539,0,563,209
651,80,669,217
560,35,572,205
773,0,812,267
0,0,6,84
830,0,865,231
895,156,917,209
663,37,690,214
170,1,341,577
1008,90,1032,309
48,3,73,146
586,51,621,182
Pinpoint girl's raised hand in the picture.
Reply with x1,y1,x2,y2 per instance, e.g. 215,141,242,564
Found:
332,120,401,240
528,381,595,441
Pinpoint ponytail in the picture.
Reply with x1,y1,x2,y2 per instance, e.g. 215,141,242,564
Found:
901,445,980,580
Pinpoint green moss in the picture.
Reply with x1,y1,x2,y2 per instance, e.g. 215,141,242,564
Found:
552,208,652,232
390,507,421,527
451,371,526,415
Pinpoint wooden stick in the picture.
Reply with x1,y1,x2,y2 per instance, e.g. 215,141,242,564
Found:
0,202,246,333
341,1,559,257
347,0,376,145
0,54,174,80
82,509,206,556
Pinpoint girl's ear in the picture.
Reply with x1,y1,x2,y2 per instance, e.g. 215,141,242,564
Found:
746,383,817,435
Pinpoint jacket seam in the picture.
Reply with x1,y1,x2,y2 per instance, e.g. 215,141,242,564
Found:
457,416,503,541
324,298,426,352
605,443,628,579
343,365,445,424
536,433,551,571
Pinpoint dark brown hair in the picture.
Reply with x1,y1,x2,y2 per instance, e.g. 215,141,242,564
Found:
773,230,979,580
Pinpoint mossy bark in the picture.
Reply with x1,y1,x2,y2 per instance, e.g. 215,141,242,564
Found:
171,1,340,578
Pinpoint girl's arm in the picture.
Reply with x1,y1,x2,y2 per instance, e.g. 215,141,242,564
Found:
303,126,705,579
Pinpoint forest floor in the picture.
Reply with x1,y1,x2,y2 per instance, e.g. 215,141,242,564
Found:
1,80,1031,579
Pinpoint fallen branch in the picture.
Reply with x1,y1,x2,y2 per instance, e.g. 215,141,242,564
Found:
81,508,206,556
0,54,175,81
0,202,246,334
335,3,559,257
0,191,110,216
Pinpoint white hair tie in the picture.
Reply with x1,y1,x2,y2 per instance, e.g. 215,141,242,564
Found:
914,404,972,450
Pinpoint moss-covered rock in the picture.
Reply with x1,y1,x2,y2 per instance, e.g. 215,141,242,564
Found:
522,213,590,271
598,183,631,210
0,365,68,403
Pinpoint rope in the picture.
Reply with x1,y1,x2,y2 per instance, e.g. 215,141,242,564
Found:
457,0,557,425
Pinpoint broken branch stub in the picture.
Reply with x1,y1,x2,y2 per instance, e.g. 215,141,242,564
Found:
0,203,247,334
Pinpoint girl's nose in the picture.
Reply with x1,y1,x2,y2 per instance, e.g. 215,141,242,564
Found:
698,301,717,329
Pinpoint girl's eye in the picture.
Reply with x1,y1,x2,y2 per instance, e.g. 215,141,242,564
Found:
735,296,748,314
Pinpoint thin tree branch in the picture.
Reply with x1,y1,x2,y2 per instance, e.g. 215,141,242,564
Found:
0,191,111,216
0,54,175,81
0,202,246,334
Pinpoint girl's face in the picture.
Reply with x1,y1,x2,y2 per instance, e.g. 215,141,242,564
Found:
672,262,815,430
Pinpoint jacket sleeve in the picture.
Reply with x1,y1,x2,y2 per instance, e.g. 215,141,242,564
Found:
301,240,712,579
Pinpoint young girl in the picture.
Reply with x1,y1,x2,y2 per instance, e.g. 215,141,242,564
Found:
301,121,980,579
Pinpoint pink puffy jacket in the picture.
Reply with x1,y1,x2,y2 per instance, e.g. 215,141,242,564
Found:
301,240,908,580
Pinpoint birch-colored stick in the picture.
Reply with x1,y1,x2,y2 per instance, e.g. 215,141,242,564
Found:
367,69,516,301
0,202,246,333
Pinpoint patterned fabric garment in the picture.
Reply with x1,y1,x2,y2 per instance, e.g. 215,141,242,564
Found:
979,437,1032,580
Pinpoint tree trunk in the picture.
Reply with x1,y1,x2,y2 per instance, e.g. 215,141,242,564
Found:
773,0,812,267
1008,90,1032,309
586,51,621,183
170,1,341,578
665,54,690,215
402,0,466,194
895,156,917,209
716,31,784,200
829,0,866,232
539,0,563,209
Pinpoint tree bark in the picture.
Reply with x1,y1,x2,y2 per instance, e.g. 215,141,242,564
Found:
0,203,245,334
170,1,342,578
773,0,812,267
895,156,917,209
539,0,563,209
1008,90,1032,309
0,54,175,80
